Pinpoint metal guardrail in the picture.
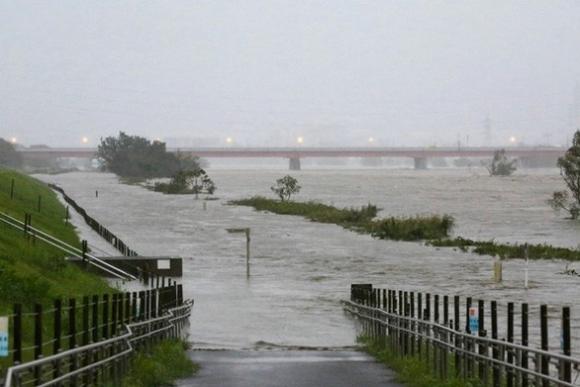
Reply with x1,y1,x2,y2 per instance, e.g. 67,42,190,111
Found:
343,285,580,386
0,211,135,280
3,300,193,387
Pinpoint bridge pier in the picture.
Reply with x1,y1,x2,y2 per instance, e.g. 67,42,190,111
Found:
413,157,428,170
289,157,301,171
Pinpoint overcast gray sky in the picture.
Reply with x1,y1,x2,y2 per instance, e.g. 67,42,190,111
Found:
1,0,580,147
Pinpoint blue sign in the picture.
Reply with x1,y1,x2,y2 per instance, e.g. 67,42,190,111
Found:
468,307,479,335
0,317,8,357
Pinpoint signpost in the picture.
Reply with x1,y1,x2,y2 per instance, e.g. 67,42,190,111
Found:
226,228,251,278
0,316,8,357
469,307,479,335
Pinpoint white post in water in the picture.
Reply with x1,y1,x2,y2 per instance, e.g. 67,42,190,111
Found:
493,257,503,283
226,227,251,278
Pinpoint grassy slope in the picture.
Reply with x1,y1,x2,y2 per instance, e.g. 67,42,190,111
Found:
0,168,112,309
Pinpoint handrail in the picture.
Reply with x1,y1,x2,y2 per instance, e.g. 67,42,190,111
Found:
343,300,580,365
3,300,193,387
343,298,580,386
0,212,136,280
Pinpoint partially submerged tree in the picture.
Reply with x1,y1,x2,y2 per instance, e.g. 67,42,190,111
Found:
189,168,216,198
549,130,580,219
271,175,301,201
154,167,216,197
487,149,517,176
0,138,22,168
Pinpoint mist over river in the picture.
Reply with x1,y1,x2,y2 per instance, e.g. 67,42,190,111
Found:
37,168,580,352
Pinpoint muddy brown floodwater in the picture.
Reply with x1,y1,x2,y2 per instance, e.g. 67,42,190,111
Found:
38,168,580,354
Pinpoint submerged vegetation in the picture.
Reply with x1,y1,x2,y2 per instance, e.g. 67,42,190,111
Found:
153,167,216,197
230,196,453,241
486,149,517,176
232,196,580,261
429,237,580,261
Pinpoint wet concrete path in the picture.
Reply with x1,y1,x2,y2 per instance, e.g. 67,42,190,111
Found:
177,350,402,387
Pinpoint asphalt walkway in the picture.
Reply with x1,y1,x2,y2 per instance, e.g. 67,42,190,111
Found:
177,350,402,387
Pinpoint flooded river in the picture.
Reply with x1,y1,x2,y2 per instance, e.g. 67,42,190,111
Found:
38,168,580,352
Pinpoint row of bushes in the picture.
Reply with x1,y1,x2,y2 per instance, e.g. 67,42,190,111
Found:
230,197,453,241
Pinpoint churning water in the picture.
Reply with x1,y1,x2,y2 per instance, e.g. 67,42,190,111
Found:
38,168,580,352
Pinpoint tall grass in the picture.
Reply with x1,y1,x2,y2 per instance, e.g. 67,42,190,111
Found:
429,237,580,261
120,340,198,387
362,337,482,387
230,196,453,241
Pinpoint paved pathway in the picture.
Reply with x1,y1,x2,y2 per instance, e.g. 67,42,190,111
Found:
177,350,402,387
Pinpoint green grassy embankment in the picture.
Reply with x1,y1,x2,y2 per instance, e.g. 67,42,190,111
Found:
0,168,197,382
230,196,454,241
0,168,113,309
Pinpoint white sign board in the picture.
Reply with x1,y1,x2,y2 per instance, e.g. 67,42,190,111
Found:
0,317,8,357
468,307,479,335
157,259,170,270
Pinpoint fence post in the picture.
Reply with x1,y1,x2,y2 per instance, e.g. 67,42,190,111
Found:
10,178,15,199
507,302,514,387
410,291,415,356
540,304,549,387
560,306,571,383
425,293,431,365
13,304,22,366
454,295,461,378
53,299,62,380
34,304,43,384
417,292,423,358
103,294,109,339
478,299,487,384
465,296,473,378
521,303,529,387
92,295,99,343
491,300,500,387
111,294,118,336
442,295,449,379
68,298,77,381
82,296,90,385
434,294,439,375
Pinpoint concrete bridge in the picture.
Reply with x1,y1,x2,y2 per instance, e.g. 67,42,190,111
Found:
18,146,566,170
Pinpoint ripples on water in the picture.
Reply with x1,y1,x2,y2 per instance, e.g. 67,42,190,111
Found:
38,168,580,352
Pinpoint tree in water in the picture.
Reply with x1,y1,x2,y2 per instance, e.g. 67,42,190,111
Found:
548,130,580,219
487,149,517,176
190,168,216,199
155,167,216,197
271,175,301,201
